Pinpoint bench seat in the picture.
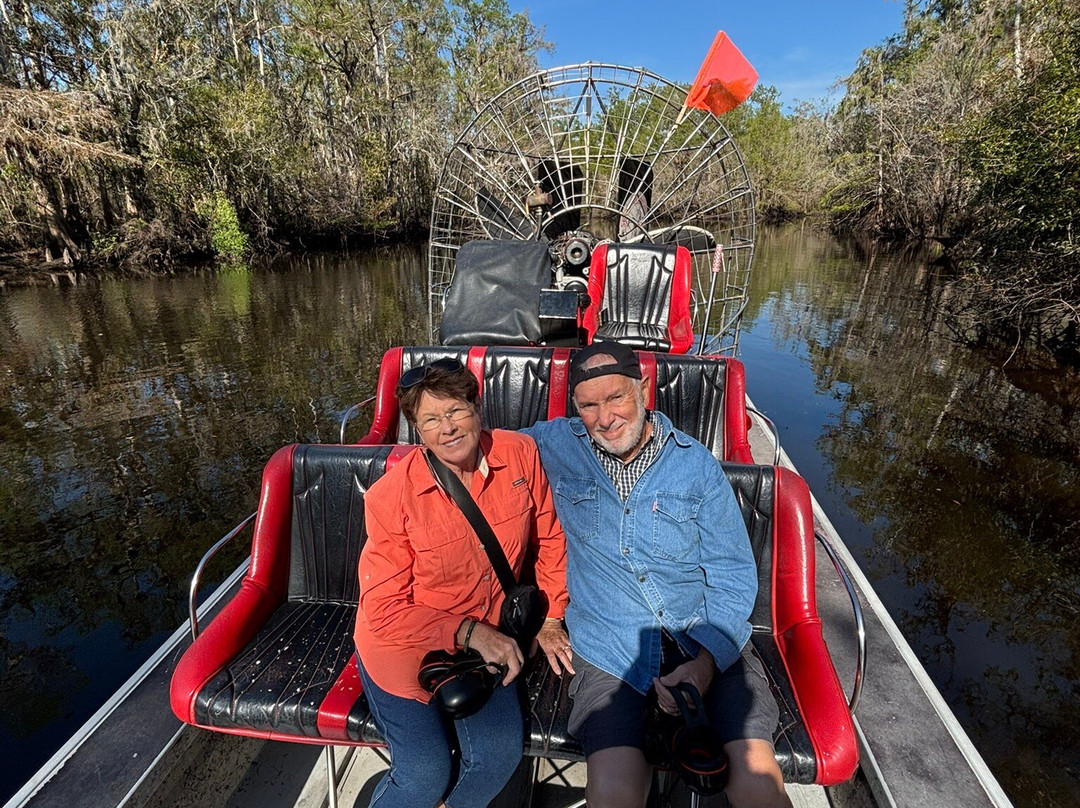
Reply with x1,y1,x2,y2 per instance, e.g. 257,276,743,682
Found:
171,443,857,785
356,346,753,463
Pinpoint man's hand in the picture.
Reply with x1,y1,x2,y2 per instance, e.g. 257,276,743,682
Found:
653,648,715,715
533,618,576,676
467,622,525,685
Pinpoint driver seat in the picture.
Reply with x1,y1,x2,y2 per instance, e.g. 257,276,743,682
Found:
581,242,694,353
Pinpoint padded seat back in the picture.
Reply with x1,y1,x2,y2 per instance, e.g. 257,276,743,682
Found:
360,346,751,462
289,444,399,603
371,347,559,444
170,443,410,743
581,243,694,354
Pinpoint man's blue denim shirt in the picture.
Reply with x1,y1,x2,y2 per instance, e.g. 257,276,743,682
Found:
524,413,756,694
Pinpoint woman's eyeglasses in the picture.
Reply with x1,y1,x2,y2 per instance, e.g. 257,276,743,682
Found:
398,357,466,390
417,406,476,433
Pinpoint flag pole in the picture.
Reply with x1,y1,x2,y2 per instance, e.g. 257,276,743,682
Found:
673,102,691,127
697,244,725,355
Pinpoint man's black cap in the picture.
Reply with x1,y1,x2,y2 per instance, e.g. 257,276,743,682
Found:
570,342,642,391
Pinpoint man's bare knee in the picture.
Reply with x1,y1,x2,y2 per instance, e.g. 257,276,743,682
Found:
724,739,792,808
585,746,652,808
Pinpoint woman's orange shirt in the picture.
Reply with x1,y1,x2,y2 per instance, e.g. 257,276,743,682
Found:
353,429,568,701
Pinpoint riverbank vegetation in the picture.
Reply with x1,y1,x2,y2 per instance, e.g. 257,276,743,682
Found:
1,0,1076,351
734,0,1079,354
0,0,547,273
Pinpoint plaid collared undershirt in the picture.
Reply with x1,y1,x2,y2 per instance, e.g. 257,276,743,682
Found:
590,410,667,501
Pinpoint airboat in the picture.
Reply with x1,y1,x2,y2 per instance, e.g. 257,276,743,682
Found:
8,63,1014,808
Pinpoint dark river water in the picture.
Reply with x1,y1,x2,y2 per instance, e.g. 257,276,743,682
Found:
1,227,1078,807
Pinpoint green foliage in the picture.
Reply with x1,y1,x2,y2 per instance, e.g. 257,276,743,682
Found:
725,87,835,220
966,15,1080,256
0,0,549,264
196,192,249,258
826,0,1080,343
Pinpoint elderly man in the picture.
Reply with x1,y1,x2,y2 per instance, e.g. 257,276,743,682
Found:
524,342,790,808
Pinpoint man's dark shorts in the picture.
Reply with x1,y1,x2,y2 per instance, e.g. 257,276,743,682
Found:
566,642,778,758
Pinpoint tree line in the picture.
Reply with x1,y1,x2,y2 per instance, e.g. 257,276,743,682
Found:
0,0,547,269
2,0,1076,352
732,0,1078,354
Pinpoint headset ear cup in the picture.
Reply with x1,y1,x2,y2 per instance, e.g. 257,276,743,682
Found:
418,651,456,692
668,684,728,795
418,650,502,720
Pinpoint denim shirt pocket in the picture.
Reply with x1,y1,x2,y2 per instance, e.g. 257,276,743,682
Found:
554,477,600,542
652,491,703,561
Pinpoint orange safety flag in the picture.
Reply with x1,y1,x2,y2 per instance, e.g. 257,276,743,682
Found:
682,31,758,118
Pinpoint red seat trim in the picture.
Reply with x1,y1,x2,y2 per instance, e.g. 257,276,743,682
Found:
667,247,693,354
358,347,403,445
467,346,486,393
548,348,571,419
770,469,858,785
721,357,752,463
581,243,609,343
169,444,297,724
317,654,361,741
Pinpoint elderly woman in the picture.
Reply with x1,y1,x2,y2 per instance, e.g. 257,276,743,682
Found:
353,357,572,808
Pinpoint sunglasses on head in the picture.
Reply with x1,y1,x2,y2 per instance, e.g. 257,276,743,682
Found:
398,357,466,390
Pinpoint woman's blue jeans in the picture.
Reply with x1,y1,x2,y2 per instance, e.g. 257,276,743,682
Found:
357,658,524,808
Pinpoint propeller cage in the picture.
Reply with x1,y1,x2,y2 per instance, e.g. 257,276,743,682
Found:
428,63,757,355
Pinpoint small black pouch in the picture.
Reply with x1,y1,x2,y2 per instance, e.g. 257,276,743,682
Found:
499,582,546,642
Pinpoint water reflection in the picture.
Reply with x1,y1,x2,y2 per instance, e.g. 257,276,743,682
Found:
742,225,1080,808
0,247,430,797
2,232,1078,807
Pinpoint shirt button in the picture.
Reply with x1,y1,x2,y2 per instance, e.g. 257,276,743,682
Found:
625,508,630,514
482,574,491,581
638,575,646,582
622,548,630,555
658,610,664,617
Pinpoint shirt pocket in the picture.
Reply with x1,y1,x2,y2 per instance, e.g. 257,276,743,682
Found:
554,477,600,542
652,491,703,561
410,523,475,589
484,485,532,570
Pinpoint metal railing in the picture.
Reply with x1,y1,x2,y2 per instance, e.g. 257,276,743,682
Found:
746,403,782,466
187,513,256,641
815,530,867,716
338,396,376,444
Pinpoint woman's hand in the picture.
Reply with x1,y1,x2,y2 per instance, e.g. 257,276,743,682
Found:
533,618,575,676
466,622,525,685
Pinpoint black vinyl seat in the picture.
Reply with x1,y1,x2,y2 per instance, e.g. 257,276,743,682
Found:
172,443,856,784
582,243,695,354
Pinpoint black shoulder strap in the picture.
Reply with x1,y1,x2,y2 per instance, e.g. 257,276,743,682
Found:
428,453,519,593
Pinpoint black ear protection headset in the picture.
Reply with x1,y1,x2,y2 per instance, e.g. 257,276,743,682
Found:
646,682,729,795
418,650,506,720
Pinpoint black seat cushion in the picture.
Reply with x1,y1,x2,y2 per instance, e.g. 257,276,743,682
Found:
395,347,556,442
193,602,370,738
594,321,671,351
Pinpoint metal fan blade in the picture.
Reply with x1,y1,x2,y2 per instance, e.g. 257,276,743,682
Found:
476,187,534,240
651,224,718,254
536,160,582,240
617,157,654,241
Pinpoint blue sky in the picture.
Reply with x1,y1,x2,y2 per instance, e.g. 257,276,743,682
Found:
512,0,906,108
